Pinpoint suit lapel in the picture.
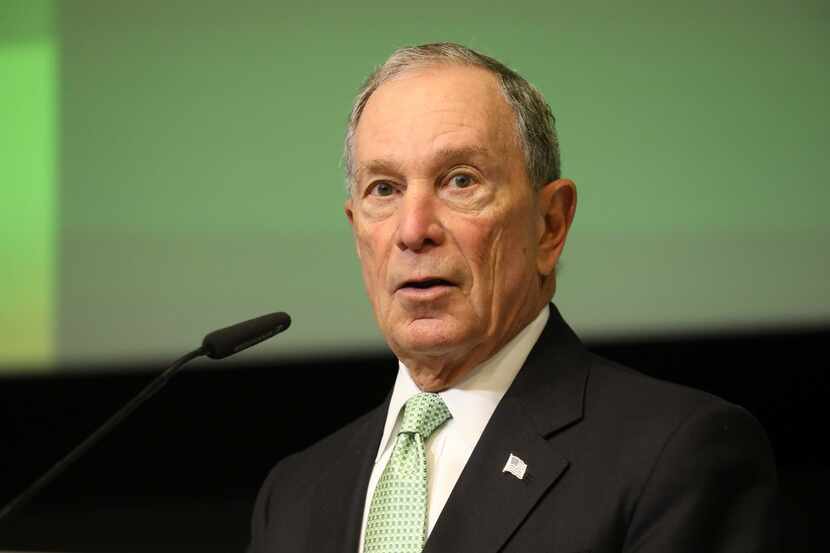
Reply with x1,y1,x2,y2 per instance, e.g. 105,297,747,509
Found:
306,396,390,553
424,305,590,553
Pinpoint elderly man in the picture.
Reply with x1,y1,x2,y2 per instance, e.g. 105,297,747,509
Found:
249,43,777,553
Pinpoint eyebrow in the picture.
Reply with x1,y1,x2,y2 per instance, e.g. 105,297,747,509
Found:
355,145,493,182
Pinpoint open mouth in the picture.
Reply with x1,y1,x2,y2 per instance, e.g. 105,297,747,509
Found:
400,278,454,290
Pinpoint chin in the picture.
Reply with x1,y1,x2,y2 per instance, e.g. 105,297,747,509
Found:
391,316,476,358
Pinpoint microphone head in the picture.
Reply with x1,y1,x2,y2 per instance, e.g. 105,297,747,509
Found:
202,311,291,359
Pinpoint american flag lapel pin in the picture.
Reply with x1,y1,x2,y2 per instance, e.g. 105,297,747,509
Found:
502,453,528,480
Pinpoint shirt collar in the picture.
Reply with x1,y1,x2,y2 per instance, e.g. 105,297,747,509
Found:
376,305,550,462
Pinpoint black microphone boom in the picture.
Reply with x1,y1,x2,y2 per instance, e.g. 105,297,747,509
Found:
203,311,291,359
0,311,291,523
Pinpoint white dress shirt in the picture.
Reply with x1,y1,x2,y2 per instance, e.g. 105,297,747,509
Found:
358,305,550,552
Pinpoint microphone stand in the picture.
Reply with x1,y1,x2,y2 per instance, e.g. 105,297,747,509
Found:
0,310,290,525
0,346,206,522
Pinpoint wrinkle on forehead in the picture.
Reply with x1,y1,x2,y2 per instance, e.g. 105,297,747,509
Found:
352,65,522,178
355,144,497,184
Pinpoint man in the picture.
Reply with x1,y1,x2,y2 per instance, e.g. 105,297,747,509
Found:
249,43,777,553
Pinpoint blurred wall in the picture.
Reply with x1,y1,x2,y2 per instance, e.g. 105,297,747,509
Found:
1,0,828,371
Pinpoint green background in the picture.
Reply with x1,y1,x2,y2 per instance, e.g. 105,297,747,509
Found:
1,0,55,370
2,0,828,371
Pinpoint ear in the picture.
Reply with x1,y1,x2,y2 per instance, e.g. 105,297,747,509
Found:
535,178,577,276
344,198,362,259
344,197,355,226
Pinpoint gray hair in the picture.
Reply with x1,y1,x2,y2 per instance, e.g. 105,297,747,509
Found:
343,42,561,192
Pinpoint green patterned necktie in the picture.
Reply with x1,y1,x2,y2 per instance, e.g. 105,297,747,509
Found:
363,392,452,553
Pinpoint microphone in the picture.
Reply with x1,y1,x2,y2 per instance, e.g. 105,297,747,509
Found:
0,311,291,523
203,311,291,359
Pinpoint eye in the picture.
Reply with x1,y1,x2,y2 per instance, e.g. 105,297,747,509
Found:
449,174,474,189
370,181,396,197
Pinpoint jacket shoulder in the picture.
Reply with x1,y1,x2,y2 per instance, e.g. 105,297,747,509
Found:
583,352,756,427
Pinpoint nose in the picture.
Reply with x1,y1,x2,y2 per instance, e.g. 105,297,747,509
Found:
396,185,444,252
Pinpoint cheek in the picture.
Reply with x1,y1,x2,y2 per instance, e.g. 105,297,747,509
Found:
356,227,390,295
455,218,501,289
466,211,537,294
358,238,379,281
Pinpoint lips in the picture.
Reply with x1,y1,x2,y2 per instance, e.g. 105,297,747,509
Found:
394,277,456,302
399,277,455,290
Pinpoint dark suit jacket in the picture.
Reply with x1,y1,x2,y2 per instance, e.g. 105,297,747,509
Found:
249,306,778,553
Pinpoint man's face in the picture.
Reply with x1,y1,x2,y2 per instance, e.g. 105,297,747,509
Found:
346,65,572,389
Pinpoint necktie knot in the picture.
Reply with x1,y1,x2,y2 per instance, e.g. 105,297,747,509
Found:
399,392,451,440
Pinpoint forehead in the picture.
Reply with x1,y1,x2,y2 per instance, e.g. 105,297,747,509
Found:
353,64,520,173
